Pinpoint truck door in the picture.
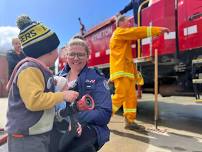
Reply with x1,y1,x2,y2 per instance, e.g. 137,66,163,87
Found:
178,0,202,51
141,0,176,57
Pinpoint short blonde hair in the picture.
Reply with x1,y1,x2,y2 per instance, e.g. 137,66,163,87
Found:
116,15,127,27
12,38,21,45
67,38,90,55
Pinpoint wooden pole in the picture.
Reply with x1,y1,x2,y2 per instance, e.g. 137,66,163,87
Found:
154,49,159,129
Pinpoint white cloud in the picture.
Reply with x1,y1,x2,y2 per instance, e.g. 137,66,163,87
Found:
0,26,19,54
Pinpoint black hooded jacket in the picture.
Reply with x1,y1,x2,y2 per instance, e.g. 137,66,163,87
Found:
6,50,26,79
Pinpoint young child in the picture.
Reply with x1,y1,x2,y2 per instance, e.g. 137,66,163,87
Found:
6,15,79,152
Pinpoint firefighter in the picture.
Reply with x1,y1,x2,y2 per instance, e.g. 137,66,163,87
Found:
117,0,146,24
6,15,79,152
109,15,169,129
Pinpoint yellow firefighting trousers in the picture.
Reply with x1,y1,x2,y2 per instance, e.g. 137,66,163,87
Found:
112,77,137,123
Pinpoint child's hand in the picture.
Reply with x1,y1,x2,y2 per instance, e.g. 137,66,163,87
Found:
63,90,79,102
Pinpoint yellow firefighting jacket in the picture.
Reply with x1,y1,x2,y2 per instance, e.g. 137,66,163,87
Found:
109,26,162,81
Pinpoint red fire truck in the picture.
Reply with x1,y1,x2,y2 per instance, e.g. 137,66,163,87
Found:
59,0,202,98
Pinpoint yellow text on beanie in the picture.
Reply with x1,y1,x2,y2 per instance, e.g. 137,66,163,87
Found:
16,15,60,58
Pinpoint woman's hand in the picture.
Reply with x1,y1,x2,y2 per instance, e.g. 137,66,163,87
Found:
68,122,82,137
63,90,79,102
76,122,82,137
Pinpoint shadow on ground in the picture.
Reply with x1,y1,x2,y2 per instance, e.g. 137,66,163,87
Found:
137,101,202,135
111,100,202,151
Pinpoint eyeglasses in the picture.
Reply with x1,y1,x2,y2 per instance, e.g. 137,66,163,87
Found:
67,52,87,59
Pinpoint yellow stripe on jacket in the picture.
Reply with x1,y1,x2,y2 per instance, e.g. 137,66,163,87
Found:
17,67,64,111
109,26,161,81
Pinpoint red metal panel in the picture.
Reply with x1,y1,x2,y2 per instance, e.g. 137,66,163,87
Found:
87,24,115,67
58,47,66,70
86,16,137,67
141,0,176,57
149,0,160,6
178,0,202,51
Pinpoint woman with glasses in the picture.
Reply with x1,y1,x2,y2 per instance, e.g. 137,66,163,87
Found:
51,38,112,152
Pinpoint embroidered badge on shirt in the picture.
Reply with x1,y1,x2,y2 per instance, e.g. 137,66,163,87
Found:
85,79,96,89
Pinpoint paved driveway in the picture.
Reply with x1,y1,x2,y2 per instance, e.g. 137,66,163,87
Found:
1,95,202,152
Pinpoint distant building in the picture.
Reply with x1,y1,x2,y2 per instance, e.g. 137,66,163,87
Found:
0,52,8,97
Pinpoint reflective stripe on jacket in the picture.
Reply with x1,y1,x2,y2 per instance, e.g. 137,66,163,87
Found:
109,26,161,80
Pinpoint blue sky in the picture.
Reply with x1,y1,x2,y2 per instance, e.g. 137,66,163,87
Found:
0,0,131,52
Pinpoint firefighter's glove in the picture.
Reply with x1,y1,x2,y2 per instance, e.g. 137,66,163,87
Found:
136,71,144,86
